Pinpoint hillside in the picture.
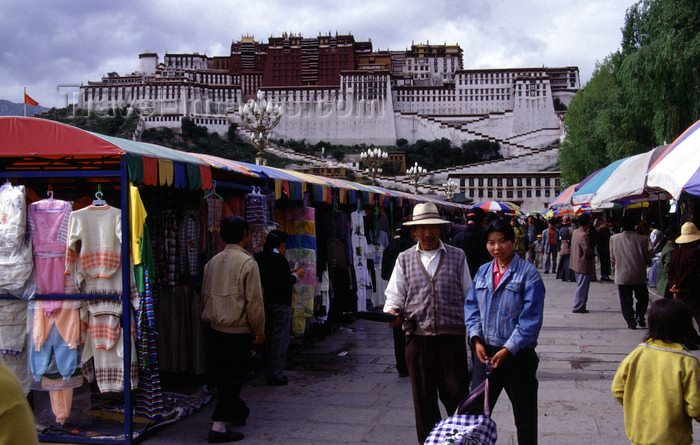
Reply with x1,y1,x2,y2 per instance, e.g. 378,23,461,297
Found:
0,99,49,116
36,106,301,168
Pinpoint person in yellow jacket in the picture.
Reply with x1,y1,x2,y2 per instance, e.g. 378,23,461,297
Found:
0,361,38,445
612,298,700,445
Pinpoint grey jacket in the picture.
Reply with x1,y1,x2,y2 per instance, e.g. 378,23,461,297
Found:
610,231,652,285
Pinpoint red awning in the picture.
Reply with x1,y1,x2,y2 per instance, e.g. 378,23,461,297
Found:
0,117,123,157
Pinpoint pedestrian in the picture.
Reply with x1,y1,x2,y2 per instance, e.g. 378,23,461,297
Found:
612,299,700,445
526,216,539,264
384,202,472,444
534,234,544,268
0,361,38,445
588,219,599,282
254,230,305,386
452,207,491,279
201,216,265,443
556,216,575,281
541,219,560,274
609,214,653,329
570,213,594,313
649,221,664,254
668,222,700,328
656,225,678,298
464,217,545,445
381,222,415,377
511,217,527,259
597,220,613,282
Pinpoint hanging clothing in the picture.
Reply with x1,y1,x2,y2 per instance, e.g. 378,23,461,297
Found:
66,204,140,393
135,270,164,420
0,183,33,294
28,198,75,324
283,206,317,337
65,205,122,285
178,210,200,277
129,184,147,266
350,208,369,311
245,193,269,226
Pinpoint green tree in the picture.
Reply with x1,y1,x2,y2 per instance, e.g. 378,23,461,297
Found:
560,0,700,183
560,58,620,184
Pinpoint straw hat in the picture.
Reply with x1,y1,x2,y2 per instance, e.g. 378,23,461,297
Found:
404,202,450,226
675,222,700,244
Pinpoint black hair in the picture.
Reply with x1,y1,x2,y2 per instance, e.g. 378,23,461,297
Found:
664,224,678,241
485,212,498,225
511,216,522,228
644,299,697,344
263,230,288,252
484,217,515,242
220,216,249,244
466,207,487,227
620,213,636,231
578,213,591,227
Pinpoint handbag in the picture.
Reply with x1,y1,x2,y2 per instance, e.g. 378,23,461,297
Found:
425,363,497,445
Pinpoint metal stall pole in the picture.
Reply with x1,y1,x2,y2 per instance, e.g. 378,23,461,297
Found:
120,157,133,444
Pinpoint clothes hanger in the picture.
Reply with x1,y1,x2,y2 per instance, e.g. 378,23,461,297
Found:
47,184,54,201
203,180,223,201
91,184,107,206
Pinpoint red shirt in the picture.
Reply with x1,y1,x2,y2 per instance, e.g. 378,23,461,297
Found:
493,260,511,288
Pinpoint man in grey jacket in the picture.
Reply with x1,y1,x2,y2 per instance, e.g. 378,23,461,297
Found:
384,203,472,444
570,214,594,313
610,214,653,329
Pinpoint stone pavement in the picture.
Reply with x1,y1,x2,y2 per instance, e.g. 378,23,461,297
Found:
140,272,700,444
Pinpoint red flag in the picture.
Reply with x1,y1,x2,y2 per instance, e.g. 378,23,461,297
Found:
24,93,39,106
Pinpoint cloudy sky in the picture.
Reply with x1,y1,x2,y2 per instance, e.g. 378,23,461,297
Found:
1,0,634,109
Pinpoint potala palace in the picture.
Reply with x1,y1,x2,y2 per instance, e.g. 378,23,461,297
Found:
75,33,580,211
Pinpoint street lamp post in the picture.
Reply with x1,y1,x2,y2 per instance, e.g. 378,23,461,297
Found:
360,147,388,185
406,162,427,194
239,90,284,165
442,178,459,201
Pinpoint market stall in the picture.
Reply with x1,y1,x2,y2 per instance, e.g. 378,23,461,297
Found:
0,116,468,444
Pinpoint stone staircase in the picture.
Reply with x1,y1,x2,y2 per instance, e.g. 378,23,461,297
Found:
236,124,559,196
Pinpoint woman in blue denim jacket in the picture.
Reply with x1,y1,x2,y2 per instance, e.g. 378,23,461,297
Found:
464,217,545,445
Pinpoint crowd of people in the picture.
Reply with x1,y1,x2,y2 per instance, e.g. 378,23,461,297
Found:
7,203,700,445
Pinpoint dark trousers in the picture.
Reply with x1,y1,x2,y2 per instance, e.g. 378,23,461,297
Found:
467,345,539,445
265,303,292,381
393,325,408,376
206,327,252,423
599,250,611,277
544,250,557,273
618,283,649,328
405,334,470,444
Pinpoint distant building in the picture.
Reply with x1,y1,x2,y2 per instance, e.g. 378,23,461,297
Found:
76,33,579,155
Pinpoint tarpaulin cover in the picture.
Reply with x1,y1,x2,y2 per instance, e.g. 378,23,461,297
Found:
0,116,122,157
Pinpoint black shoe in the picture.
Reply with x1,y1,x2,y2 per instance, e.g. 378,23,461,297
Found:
208,429,244,443
267,376,288,386
627,323,637,329
600,277,613,282
637,318,646,328
572,309,589,313
398,372,409,378
544,271,549,274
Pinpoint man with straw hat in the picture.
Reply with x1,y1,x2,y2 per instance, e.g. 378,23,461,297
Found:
668,222,700,327
384,202,473,444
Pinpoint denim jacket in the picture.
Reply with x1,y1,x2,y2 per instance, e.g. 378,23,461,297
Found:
464,253,545,355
